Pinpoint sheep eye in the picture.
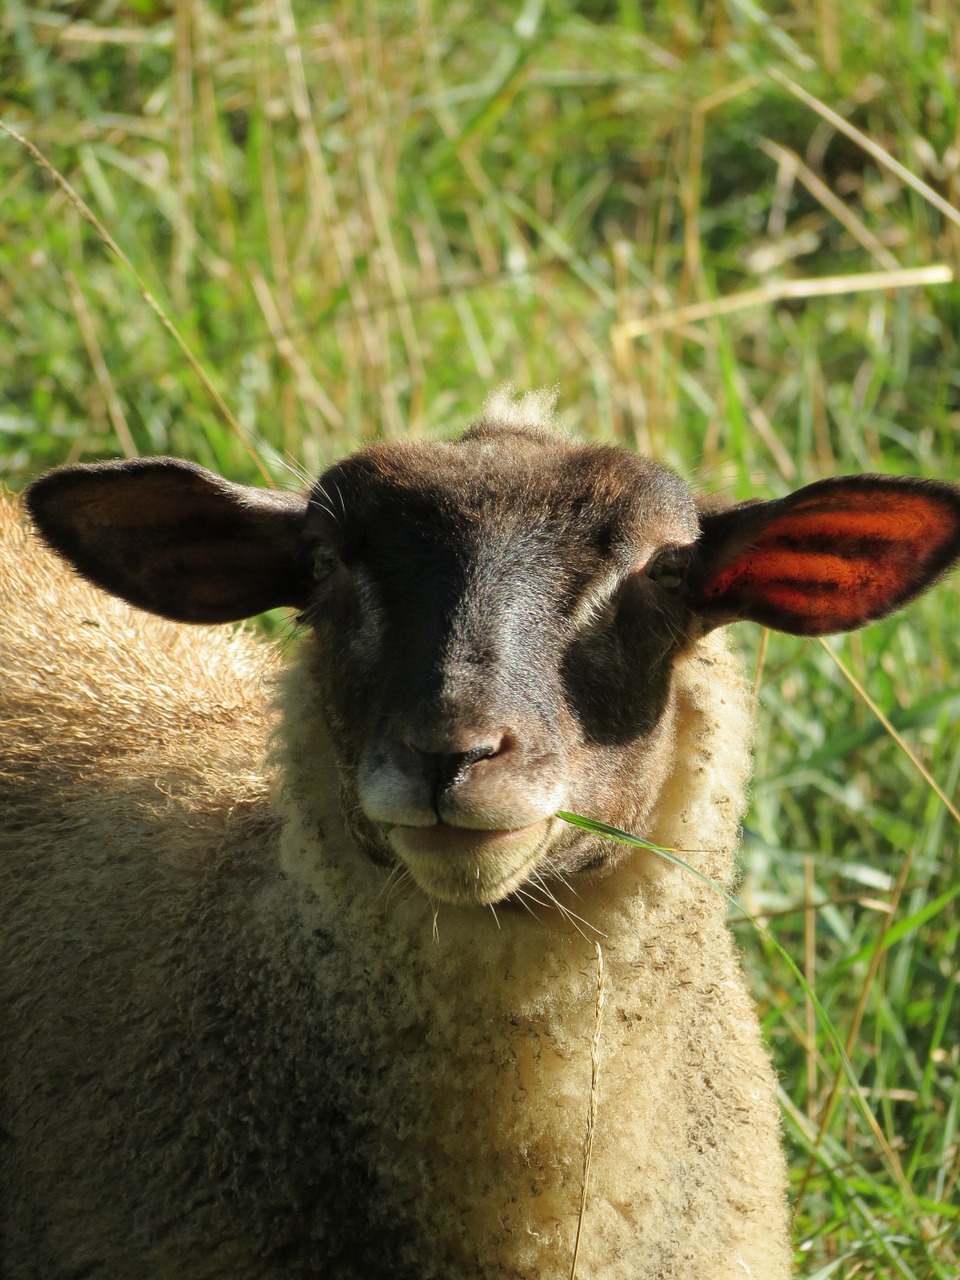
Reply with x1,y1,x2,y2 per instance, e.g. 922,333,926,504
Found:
646,546,690,589
311,544,339,582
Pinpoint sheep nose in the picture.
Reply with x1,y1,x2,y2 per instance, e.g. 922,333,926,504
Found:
401,728,511,793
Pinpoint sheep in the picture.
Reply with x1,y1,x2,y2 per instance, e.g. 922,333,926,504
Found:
3,389,959,1280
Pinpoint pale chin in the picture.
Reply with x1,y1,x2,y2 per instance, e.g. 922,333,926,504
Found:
386,818,557,905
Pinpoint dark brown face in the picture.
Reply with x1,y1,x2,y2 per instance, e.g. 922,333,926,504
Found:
27,407,960,906
298,425,701,904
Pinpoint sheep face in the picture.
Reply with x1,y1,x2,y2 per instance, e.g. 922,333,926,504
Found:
26,409,960,907
297,424,700,903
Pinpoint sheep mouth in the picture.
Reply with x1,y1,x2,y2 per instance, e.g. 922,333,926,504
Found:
386,818,557,906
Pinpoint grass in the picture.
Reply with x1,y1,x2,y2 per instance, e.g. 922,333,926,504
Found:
2,2,958,1275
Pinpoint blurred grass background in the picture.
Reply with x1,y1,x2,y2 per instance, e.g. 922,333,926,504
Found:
1,2,959,1275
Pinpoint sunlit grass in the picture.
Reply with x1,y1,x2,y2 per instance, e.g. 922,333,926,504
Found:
2,2,958,1274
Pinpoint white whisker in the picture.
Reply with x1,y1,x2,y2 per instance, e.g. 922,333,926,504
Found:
528,869,606,941
308,483,342,526
511,888,542,921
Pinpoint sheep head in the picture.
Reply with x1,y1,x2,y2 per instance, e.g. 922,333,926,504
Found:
26,416,960,906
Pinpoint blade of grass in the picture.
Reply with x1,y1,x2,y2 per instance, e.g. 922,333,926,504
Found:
769,69,960,231
614,265,953,341
0,119,272,484
818,639,960,827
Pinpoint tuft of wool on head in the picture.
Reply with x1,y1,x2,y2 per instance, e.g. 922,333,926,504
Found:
481,383,563,433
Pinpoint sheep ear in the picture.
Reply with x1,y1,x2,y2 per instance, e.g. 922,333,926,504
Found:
691,475,960,636
26,458,311,623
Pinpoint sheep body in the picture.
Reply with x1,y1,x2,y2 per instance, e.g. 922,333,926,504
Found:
0,489,790,1279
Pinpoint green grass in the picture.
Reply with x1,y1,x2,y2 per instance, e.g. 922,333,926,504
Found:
2,2,959,1275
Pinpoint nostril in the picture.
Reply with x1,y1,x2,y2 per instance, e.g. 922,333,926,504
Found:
458,735,506,768
435,736,508,791
401,724,512,761
398,728,514,794
435,742,496,788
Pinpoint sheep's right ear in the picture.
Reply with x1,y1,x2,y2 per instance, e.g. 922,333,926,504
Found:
26,458,311,623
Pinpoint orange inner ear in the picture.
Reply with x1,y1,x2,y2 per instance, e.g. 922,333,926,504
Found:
709,549,902,629
767,501,951,542
704,488,960,634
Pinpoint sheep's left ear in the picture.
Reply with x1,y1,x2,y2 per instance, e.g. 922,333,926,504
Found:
690,475,960,636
